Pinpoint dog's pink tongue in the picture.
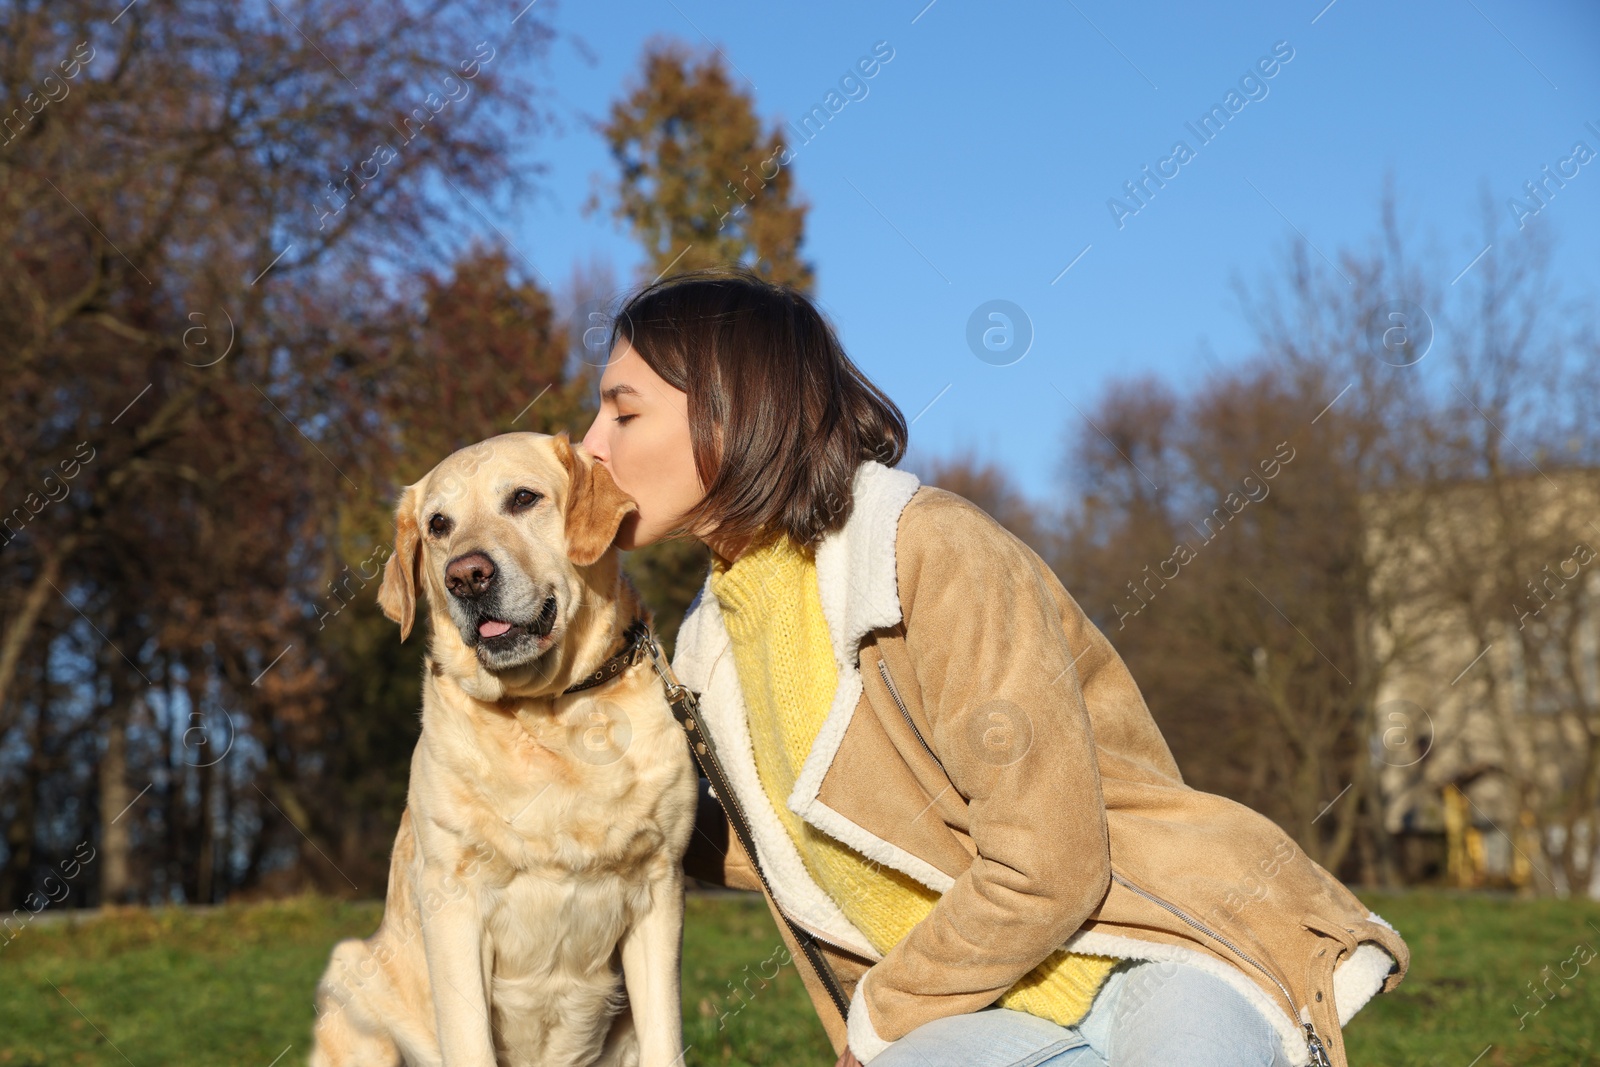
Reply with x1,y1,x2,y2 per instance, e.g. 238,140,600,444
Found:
478,619,513,638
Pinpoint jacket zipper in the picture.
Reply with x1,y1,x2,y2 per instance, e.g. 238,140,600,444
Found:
876,657,944,769
787,910,881,963
1110,870,1333,1067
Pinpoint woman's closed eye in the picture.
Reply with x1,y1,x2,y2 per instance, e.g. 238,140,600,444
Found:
614,414,637,425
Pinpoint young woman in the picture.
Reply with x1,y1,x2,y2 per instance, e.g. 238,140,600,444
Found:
579,268,1408,1067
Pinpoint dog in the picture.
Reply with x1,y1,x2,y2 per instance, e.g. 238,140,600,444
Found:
309,430,698,1067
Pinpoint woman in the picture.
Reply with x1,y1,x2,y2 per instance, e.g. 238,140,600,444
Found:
580,268,1408,1067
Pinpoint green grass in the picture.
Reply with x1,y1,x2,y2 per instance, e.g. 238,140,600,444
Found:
1346,892,1600,1066
0,890,1595,1065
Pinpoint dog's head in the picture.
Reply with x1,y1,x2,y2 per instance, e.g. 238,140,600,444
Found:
377,431,638,687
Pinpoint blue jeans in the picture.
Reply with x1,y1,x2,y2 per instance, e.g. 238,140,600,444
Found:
866,958,1295,1067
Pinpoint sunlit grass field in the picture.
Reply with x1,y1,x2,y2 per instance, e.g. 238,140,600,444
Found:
1,890,1596,1066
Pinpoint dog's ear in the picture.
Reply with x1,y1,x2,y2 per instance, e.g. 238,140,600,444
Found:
378,484,422,641
553,430,638,567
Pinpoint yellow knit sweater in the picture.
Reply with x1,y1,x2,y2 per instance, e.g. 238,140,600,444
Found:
708,532,1117,1028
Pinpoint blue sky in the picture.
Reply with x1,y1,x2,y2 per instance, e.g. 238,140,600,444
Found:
487,0,1600,504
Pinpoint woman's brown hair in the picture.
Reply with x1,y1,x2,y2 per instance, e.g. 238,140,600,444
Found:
608,266,907,553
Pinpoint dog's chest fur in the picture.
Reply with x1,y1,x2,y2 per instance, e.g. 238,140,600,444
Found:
413,669,696,1064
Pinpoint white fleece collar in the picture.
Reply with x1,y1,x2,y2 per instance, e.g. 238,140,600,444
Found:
671,457,917,692
670,458,935,955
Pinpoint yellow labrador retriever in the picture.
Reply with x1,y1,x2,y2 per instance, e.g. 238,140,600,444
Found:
309,431,697,1067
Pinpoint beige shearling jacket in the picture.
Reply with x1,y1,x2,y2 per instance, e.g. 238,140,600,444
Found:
673,458,1408,1066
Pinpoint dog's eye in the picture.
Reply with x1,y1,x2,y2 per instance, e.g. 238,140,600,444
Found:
509,488,542,512
428,514,451,536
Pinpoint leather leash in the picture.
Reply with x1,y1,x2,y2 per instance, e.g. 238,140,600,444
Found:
639,625,854,1026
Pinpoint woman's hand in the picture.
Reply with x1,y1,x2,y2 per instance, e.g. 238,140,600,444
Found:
834,1047,863,1067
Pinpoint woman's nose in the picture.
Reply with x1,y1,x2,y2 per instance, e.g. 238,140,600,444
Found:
580,420,605,463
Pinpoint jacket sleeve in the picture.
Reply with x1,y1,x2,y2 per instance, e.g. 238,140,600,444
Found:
847,498,1112,1062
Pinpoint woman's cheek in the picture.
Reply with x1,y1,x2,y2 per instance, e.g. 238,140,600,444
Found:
612,442,647,499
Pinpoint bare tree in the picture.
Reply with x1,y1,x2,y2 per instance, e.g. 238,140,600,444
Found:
1367,190,1600,896
0,0,560,905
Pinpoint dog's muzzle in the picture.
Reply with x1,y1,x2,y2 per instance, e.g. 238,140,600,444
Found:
474,594,557,650
444,550,559,669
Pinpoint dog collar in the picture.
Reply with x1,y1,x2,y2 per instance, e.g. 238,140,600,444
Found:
561,616,653,695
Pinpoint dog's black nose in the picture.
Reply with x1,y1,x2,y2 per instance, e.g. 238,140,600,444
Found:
445,552,496,598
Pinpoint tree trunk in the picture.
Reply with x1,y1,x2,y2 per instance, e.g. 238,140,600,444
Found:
0,670,44,908
99,697,134,904
197,750,215,904
0,535,77,739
